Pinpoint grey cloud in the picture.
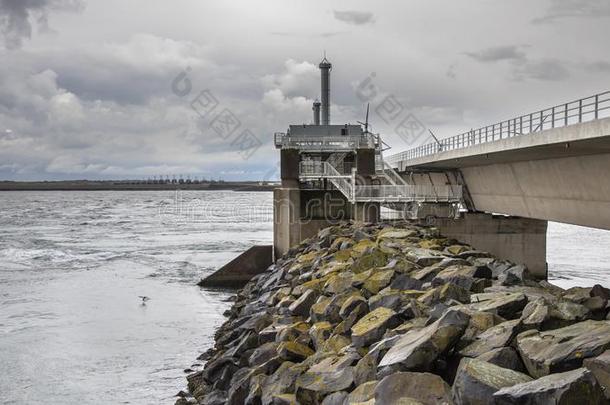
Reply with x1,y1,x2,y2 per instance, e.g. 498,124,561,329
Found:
0,0,85,49
533,0,610,23
586,61,610,72
333,10,374,25
465,46,527,63
513,59,570,81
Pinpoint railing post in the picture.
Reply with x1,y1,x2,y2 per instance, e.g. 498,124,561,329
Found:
529,113,533,133
579,99,583,123
565,103,568,126
499,121,503,139
595,95,599,119
520,116,523,134
552,107,555,128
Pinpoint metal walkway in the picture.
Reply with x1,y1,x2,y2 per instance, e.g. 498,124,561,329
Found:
299,159,462,204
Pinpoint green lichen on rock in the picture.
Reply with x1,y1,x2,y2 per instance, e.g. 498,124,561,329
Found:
180,221,610,405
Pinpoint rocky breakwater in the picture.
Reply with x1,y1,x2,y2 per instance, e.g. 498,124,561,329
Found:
177,222,610,405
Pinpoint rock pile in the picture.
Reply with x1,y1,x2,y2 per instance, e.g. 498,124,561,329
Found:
177,222,610,404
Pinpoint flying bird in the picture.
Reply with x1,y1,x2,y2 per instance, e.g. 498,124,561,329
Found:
138,296,150,305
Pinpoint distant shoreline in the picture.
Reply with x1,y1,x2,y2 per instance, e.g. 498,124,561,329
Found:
0,181,277,192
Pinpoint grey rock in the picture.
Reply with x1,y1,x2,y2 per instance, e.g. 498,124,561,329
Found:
520,297,590,330
374,372,453,405
584,349,610,400
468,292,528,319
379,309,470,370
497,265,531,286
476,347,526,372
452,358,532,405
493,368,606,405
321,391,348,405
460,319,522,358
516,320,610,378
288,289,317,317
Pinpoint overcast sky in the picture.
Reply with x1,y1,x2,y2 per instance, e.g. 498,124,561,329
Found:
0,0,609,181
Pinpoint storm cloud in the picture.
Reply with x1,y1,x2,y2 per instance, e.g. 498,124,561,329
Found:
333,10,375,25
0,0,85,49
0,0,608,181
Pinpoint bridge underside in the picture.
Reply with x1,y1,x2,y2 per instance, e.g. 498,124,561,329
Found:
398,118,610,230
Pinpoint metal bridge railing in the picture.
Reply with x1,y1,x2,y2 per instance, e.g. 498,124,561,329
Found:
275,133,378,150
354,184,462,202
386,91,610,164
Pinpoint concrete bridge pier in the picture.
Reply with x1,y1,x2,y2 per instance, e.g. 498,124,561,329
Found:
425,212,548,279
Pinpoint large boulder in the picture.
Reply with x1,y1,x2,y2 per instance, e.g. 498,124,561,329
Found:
493,368,606,405
451,358,532,405
459,319,522,358
374,372,453,405
467,292,528,319
520,297,590,330
516,320,610,378
295,354,357,401
379,309,470,370
351,307,400,348
584,350,610,400
476,347,526,373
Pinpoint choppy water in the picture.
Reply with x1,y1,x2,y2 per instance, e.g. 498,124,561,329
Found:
0,191,272,405
1,190,609,404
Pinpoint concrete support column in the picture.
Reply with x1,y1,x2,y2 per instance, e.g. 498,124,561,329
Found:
281,149,300,188
355,148,380,223
427,213,548,279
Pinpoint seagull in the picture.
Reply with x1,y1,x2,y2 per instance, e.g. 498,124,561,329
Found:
139,296,150,305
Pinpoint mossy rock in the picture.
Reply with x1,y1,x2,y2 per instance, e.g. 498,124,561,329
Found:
297,251,320,264
352,239,377,256
352,250,388,273
363,269,395,295
377,227,418,240
277,341,314,361
418,239,444,250
321,334,352,353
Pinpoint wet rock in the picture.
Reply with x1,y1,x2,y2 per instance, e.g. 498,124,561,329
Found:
516,320,610,377
591,284,610,300
460,319,522,358
351,307,400,348
476,347,526,372
374,372,453,405
452,358,532,405
493,368,606,405
379,309,470,370
584,350,610,399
